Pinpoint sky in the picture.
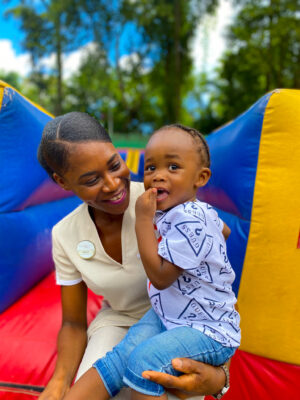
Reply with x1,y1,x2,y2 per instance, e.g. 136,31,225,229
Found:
0,0,234,79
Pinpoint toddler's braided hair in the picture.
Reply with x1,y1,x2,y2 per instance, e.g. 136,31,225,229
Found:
155,123,211,168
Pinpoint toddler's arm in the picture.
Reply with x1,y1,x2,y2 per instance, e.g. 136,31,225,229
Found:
222,222,231,241
135,189,181,290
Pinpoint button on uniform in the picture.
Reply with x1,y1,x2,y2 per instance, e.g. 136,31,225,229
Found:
77,240,96,259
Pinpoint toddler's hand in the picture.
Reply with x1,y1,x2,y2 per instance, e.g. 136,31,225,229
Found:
136,188,157,220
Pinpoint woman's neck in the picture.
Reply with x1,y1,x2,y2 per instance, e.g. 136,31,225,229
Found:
89,206,124,264
89,206,124,228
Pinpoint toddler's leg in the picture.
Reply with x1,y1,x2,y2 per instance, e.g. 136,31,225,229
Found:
124,327,236,398
93,309,165,397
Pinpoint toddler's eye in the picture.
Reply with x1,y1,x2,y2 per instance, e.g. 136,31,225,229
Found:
169,164,179,171
145,165,155,171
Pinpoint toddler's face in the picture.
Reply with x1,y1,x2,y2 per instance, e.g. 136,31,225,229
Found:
144,129,211,211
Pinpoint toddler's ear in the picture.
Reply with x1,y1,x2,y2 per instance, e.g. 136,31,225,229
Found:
196,167,211,188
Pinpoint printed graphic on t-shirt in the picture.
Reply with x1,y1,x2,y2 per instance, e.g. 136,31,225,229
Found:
206,204,222,229
149,201,241,348
175,221,213,258
150,293,164,318
203,325,228,344
183,202,207,225
188,262,213,283
177,272,202,295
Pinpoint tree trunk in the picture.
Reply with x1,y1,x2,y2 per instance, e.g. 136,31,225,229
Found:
55,14,63,115
174,0,181,121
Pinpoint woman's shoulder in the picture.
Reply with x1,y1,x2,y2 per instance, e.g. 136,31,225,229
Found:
52,202,87,236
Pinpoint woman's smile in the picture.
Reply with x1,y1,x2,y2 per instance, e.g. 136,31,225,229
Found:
106,187,128,204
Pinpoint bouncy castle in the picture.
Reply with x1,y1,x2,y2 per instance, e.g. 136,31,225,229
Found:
0,81,299,399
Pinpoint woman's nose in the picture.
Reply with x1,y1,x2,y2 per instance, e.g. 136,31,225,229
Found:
102,174,120,192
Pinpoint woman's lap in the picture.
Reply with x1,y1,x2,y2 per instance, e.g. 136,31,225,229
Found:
76,325,131,399
93,309,227,398
75,316,184,399
77,310,206,399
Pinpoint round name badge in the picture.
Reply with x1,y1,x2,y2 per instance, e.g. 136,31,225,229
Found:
77,240,96,260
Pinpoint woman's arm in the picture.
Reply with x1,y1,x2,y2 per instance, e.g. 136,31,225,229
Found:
38,282,88,400
143,358,230,399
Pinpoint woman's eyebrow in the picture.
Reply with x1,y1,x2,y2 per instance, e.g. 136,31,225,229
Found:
78,154,119,180
79,171,98,179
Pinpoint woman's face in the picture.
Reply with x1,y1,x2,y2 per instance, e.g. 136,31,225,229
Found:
54,141,131,216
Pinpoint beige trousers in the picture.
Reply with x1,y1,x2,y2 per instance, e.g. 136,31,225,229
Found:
76,325,204,400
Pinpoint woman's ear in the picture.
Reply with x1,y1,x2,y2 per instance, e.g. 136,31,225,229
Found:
53,172,71,191
195,167,211,188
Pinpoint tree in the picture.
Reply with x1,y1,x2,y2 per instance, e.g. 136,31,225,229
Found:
120,0,219,124
5,0,220,131
6,0,82,114
0,71,22,90
62,0,219,132
213,0,300,122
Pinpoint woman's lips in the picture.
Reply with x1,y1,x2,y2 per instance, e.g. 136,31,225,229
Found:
106,188,127,205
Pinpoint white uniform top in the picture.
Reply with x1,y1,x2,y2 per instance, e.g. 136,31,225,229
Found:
149,200,241,348
53,181,150,329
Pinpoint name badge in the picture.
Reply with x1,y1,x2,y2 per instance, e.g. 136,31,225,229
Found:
77,240,96,260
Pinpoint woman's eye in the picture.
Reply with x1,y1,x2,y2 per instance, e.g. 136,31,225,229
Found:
110,161,121,171
169,164,179,171
85,177,98,186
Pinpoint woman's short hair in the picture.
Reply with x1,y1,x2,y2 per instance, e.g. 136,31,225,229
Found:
37,112,111,179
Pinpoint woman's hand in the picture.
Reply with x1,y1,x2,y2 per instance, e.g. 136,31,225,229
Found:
142,358,228,399
135,188,157,220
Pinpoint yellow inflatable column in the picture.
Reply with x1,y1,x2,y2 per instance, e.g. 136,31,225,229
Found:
238,89,300,364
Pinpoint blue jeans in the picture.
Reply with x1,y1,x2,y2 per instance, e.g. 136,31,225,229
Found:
93,309,236,397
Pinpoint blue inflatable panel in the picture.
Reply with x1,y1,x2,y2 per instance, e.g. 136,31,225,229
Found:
0,85,73,213
0,80,276,312
197,93,272,293
199,93,272,220
0,196,82,312
215,208,250,295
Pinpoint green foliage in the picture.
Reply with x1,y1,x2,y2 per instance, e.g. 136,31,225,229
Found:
3,0,299,135
0,70,22,90
5,0,83,114
120,0,218,124
197,0,300,131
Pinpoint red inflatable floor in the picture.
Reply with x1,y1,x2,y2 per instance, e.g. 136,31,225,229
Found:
0,272,102,399
1,272,299,399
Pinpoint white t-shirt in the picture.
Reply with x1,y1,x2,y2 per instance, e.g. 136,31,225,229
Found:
148,200,241,348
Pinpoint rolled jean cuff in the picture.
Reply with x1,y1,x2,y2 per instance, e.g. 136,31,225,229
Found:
123,368,165,397
93,358,119,397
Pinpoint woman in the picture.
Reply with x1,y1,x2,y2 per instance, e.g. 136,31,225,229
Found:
37,112,229,400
